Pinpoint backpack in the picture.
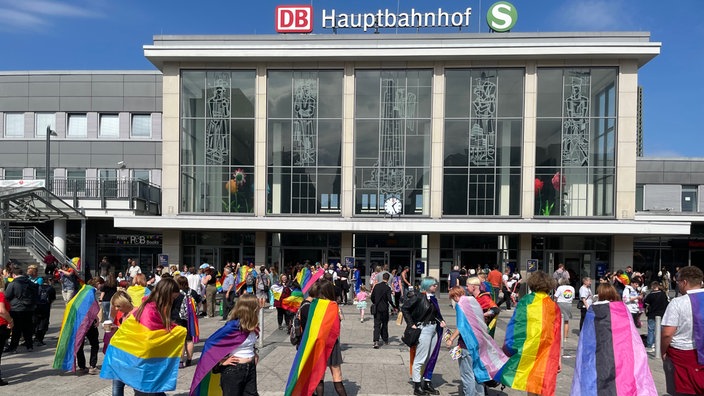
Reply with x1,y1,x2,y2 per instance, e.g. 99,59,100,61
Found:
245,271,255,286
261,274,271,290
179,292,189,320
289,300,311,346
38,284,52,305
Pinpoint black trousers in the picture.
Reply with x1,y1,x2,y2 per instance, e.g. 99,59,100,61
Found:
373,309,390,343
0,325,10,376
220,361,258,396
579,307,588,331
497,286,512,309
33,307,51,342
276,307,292,328
77,325,99,369
222,292,236,320
9,311,34,350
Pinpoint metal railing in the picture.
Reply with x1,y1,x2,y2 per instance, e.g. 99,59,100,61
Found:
8,226,73,270
48,178,161,215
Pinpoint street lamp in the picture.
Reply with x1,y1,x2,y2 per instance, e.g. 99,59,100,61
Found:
45,125,57,190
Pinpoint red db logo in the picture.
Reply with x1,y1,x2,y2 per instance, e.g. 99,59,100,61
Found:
276,5,313,33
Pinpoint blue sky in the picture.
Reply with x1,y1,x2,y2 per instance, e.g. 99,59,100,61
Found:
0,0,702,157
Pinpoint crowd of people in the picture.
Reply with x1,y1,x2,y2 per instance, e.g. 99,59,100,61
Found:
0,256,702,395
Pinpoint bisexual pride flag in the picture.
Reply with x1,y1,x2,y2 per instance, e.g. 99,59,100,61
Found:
455,296,508,382
496,291,561,395
571,301,657,395
100,314,186,393
190,320,252,396
52,284,100,371
284,299,341,396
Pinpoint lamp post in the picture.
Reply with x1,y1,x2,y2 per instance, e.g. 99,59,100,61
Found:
45,125,57,190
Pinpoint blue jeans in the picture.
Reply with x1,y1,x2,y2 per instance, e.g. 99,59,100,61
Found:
458,347,486,396
112,380,125,396
647,318,656,347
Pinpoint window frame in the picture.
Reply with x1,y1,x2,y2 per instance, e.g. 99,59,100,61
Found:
4,113,25,138
99,114,120,138
66,113,88,138
35,112,56,138
131,114,152,138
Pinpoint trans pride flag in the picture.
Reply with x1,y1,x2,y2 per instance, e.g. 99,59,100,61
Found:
571,301,657,395
284,299,341,396
496,291,561,395
100,313,186,393
190,320,252,396
52,284,100,371
455,296,508,382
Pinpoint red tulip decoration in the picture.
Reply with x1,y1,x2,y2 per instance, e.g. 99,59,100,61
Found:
551,172,566,192
534,178,544,195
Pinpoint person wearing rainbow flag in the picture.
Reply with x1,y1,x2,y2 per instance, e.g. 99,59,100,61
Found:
661,266,704,395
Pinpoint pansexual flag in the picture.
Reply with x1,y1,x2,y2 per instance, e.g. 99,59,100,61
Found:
100,314,186,393
455,296,508,382
190,320,252,396
571,301,657,396
284,299,341,396
496,291,561,395
52,284,100,371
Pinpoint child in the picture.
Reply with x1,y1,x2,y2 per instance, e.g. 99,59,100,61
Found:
356,285,369,323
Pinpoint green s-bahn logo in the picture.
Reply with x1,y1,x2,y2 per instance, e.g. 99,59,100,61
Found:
487,1,518,32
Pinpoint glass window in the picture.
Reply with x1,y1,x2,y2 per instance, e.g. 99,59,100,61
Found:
131,114,151,138
267,70,343,215
35,113,56,137
180,70,257,214
354,69,433,216
67,114,87,137
3,168,22,180
67,169,86,193
443,68,524,216
4,113,24,137
682,185,697,212
132,170,150,182
99,114,119,138
535,68,617,217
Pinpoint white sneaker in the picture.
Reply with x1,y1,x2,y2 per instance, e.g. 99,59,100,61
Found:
646,346,655,353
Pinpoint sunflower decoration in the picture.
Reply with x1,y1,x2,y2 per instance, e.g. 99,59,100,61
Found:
225,169,247,194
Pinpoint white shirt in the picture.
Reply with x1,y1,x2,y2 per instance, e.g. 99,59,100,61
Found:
622,285,640,314
662,288,704,350
128,265,141,278
554,285,575,303
230,332,257,358
579,285,593,308
187,273,202,294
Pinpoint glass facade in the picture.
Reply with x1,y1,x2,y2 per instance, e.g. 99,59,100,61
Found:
535,68,617,217
267,70,343,214
354,70,432,216
443,69,524,216
181,70,256,214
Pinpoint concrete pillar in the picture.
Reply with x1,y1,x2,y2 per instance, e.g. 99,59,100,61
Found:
427,233,440,280
518,233,532,278
161,229,181,266
341,232,353,261
612,235,634,271
53,219,67,254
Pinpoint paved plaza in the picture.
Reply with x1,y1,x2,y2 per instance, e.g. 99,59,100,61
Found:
2,297,669,395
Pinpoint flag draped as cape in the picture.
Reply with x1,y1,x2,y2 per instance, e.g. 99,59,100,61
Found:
496,291,561,395
100,313,186,393
689,291,704,365
189,320,252,396
284,299,341,396
571,301,657,396
52,284,100,371
455,296,508,382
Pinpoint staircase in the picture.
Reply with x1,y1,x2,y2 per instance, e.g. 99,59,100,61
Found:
7,246,44,269
7,227,77,275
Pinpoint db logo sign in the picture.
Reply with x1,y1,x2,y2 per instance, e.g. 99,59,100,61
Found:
276,5,313,33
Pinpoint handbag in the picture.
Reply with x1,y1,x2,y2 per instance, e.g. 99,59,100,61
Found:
402,326,421,347
577,299,585,310
370,303,377,315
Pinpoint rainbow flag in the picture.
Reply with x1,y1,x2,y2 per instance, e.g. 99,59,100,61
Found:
284,299,341,396
126,284,151,308
100,315,186,393
190,320,252,396
235,266,251,292
689,291,704,365
496,291,561,395
455,296,508,382
282,289,304,313
187,295,200,343
571,301,657,395
52,284,100,371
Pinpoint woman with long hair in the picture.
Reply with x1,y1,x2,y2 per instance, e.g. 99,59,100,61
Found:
172,276,201,368
126,273,150,309
101,278,184,396
401,277,446,396
190,294,260,396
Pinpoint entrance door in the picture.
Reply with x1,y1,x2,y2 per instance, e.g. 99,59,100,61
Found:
197,247,219,269
368,249,413,283
459,250,502,271
547,251,593,288
369,250,389,273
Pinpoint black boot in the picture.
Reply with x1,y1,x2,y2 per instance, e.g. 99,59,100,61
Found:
423,380,439,395
413,382,427,396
